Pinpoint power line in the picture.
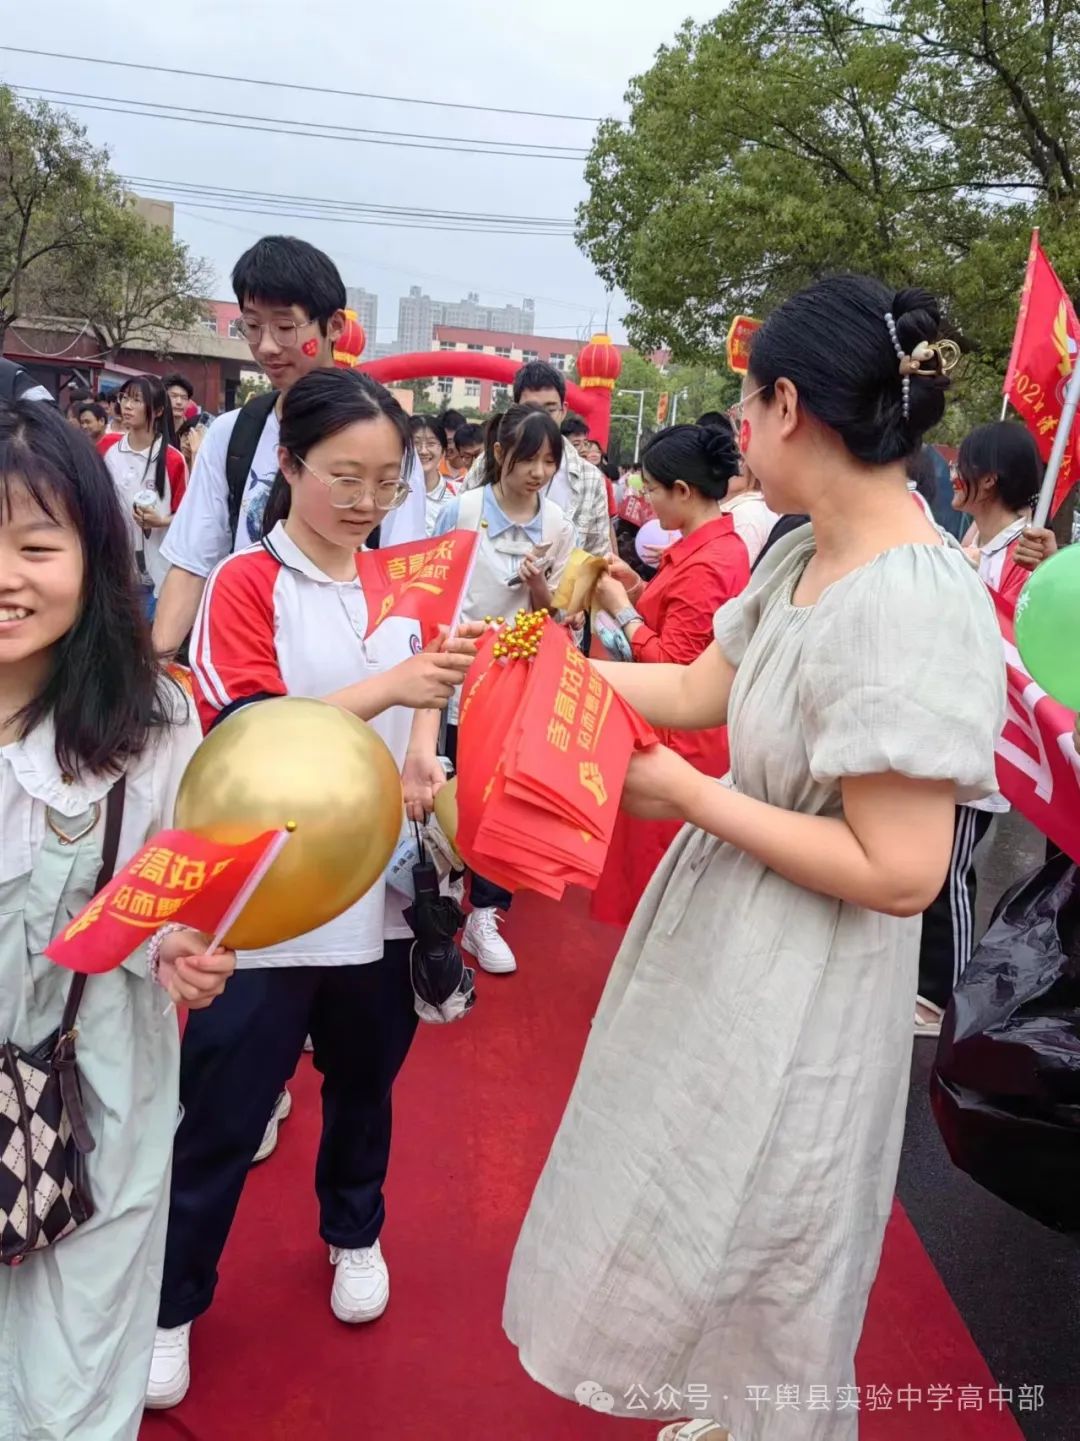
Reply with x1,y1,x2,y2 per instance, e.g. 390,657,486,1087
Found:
0,46,603,124
156,197,568,237
11,86,589,159
124,176,574,230
173,207,601,315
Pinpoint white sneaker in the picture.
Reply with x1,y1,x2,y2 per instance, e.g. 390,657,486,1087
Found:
330,1239,390,1323
252,1087,292,1164
145,1323,191,1410
462,907,517,974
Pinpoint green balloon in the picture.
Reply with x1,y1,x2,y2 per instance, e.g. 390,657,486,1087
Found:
1015,545,1080,708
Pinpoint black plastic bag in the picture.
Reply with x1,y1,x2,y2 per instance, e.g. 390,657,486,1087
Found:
931,850,1080,1234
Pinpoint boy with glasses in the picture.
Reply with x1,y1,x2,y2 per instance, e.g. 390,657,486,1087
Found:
152,236,424,659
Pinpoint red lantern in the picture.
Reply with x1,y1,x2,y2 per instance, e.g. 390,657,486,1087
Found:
334,311,367,368
576,333,622,390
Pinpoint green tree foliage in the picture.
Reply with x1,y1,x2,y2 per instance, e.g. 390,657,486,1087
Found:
0,87,209,353
577,0,1080,434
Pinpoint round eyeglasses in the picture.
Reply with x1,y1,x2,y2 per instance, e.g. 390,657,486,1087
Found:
298,457,410,511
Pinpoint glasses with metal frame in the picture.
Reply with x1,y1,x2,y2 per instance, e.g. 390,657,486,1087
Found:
234,317,317,347
298,457,410,511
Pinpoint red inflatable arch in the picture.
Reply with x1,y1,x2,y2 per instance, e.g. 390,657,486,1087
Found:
358,335,622,449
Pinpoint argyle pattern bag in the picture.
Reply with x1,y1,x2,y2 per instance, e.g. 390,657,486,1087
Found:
0,780,125,1264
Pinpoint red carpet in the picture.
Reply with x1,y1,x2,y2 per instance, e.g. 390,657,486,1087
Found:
142,889,1024,1441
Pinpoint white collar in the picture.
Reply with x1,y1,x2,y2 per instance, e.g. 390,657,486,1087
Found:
0,718,112,815
263,521,361,587
978,515,1029,556
117,434,160,458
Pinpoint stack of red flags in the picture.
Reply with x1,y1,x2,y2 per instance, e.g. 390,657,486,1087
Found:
455,612,657,898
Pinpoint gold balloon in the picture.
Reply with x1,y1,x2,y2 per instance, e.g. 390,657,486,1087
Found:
175,698,403,951
432,777,461,863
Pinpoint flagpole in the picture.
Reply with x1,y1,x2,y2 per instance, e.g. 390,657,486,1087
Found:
1034,359,1080,528
205,831,291,954
999,396,1009,421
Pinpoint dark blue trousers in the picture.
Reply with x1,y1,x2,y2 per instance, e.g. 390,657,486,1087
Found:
443,724,513,911
158,942,417,1328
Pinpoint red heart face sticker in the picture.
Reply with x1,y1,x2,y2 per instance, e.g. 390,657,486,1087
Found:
739,418,751,454
301,338,319,357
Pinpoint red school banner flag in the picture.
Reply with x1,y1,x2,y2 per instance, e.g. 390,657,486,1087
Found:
993,593,1080,864
1003,230,1080,515
355,530,480,642
46,828,287,974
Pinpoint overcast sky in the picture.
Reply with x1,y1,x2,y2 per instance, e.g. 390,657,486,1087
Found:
1,1,716,345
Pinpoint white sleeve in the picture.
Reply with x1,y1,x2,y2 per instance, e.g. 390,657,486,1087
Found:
160,412,235,576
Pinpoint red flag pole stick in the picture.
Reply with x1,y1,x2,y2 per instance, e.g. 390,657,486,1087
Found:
1034,356,1080,527
205,830,291,954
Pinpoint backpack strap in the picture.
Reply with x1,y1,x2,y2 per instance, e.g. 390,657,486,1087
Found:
225,390,279,544
538,498,566,550
455,487,486,532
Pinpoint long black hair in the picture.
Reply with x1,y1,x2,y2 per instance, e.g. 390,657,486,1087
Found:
481,404,563,488
954,421,1042,511
0,399,177,776
642,423,739,499
749,275,951,465
262,367,413,535
118,374,178,499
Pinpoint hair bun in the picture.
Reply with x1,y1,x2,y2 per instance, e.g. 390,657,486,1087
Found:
699,420,739,477
890,287,942,353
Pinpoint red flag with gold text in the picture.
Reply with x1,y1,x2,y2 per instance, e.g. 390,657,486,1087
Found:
1003,232,1080,514
355,530,479,642
46,829,285,974
456,615,658,898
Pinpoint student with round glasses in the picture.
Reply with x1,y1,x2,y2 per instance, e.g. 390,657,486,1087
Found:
148,368,479,1410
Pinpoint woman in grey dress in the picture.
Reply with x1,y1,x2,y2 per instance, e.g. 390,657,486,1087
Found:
503,277,1006,1441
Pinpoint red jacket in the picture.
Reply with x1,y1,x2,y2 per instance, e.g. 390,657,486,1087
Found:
628,513,750,775
591,514,751,928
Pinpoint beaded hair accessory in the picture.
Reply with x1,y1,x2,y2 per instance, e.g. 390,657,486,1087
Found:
883,312,961,419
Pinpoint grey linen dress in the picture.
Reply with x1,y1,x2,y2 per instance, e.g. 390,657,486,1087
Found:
504,529,1005,1440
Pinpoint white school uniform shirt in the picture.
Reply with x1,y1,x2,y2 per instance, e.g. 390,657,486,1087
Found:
104,436,176,593
718,490,779,567
189,522,419,967
424,473,458,537
162,408,428,578
161,407,282,574
433,486,576,723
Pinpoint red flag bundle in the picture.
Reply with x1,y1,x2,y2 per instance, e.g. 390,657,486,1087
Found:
455,612,658,899
355,530,479,642
46,829,287,974
1004,230,1080,515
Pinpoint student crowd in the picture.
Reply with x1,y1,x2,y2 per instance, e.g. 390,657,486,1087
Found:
0,234,1066,1441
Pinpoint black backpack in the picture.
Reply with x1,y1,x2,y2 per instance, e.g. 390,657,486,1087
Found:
224,388,279,544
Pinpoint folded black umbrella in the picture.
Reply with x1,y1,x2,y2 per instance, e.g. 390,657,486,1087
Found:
403,829,476,1025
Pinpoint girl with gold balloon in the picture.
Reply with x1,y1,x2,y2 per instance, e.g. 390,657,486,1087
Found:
149,369,480,1408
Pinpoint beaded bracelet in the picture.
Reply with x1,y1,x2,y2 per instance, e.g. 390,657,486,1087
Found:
147,923,187,985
